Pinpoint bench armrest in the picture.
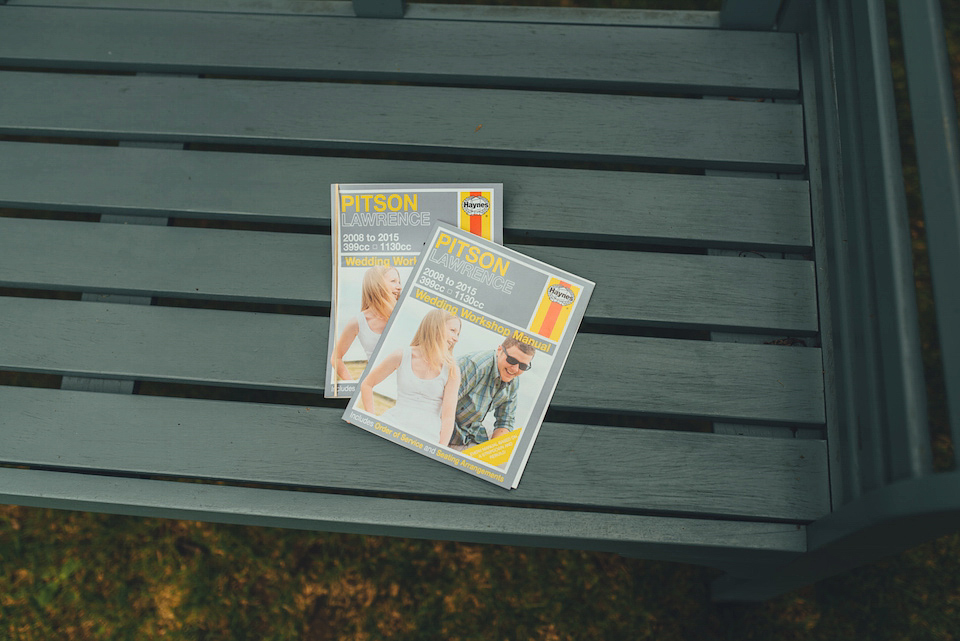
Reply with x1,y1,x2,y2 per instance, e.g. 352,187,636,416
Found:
899,0,960,457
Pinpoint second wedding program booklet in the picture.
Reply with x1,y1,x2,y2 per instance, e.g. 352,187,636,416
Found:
343,222,594,489
325,183,502,398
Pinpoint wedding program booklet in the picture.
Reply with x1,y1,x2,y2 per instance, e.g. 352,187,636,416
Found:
342,222,594,489
325,183,502,398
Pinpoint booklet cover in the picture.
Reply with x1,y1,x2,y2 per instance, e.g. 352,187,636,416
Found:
342,222,594,489
326,183,502,398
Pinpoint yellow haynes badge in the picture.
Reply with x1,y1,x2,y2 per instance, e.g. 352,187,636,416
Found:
529,278,580,342
458,191,493,240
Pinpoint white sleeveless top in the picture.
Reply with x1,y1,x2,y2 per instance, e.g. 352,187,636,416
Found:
356,312,381,359
381,347,449,443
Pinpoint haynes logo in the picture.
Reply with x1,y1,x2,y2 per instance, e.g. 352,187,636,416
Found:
461,194,490,216
547,283,575,306
458,191,493,240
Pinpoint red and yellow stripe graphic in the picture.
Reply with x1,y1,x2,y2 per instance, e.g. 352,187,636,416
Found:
458,191,493,240
529,278,580,342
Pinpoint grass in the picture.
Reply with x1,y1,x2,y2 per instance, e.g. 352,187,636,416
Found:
2,0,959,639
2,505,960,640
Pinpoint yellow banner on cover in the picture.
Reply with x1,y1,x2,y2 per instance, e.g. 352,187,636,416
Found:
462,430,520,467
458,191,493,240
529,278,580,342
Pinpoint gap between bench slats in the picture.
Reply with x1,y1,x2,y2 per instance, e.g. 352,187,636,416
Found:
0,386,829,521
0,218,819,334
0,466,808,570
0,142,813,250
0,6,798,97
0,72,806,172
0,297,825,424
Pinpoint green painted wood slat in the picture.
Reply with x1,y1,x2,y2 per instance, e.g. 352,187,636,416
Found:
3,0,722,28
0,386,830,521
0,218,328,307
518,245,818,334
0,72,806,171
0,297,825,424
847,0,931,482
797,28,845,504
897,0,960,463
0,466,809,571
0,6,798,97
0,218,819,334
0,142,813,250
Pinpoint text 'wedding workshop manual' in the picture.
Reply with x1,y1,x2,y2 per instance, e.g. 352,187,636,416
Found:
325,183,502,398
343,222,594,489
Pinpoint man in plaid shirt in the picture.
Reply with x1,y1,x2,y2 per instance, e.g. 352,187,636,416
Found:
450,336,535,449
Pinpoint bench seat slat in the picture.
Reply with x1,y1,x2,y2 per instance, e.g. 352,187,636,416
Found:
0,72,806,171
0,218,328,307
563,333,824,425
0,142,813,250
0,218,819,334
520,245,818,335
0,6,798,97
0,298,825,424
5,0,717,29
0,387,830,521
0,466,808,569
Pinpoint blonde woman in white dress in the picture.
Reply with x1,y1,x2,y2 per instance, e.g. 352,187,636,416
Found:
361,309,462,446
331,265,402,382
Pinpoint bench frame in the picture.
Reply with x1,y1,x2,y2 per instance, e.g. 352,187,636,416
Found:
715,0,960,600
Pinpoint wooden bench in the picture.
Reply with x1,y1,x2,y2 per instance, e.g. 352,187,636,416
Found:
0,0,957,601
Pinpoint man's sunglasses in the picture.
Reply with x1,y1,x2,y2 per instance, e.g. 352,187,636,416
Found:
504,354,533,371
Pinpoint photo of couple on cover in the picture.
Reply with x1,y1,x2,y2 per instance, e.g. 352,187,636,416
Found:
329,264,406,385
355,298,553,465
